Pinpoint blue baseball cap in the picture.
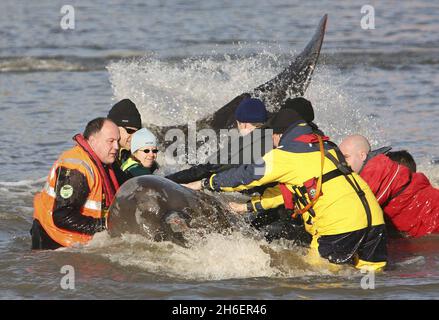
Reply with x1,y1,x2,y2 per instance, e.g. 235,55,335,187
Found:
235,98,268,123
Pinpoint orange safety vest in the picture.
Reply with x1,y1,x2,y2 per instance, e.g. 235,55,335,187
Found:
33,145,106,247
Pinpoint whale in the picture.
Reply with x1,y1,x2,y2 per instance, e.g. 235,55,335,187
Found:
108,175,232,245
109,15,328,243
151,14,328,140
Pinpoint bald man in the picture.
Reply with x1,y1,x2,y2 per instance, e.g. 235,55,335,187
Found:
339,135,371,173
340,135,439,238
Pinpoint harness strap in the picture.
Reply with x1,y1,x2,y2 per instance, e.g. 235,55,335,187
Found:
322,145,376,262
322,169,343,183
325,146,372,229
292,185,316,218
279,136,342,220
291,134,325,218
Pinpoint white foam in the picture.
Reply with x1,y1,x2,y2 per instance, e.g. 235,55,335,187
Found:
85,230,356,281
0,57,86,72
0,177,45,202
107,53,283,126
0,177,45,188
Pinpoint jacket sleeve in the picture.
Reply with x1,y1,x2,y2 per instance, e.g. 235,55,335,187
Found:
166,163,223,184
210,150,285,193
52,167,106,235
249,185,285,212
126,163,154,177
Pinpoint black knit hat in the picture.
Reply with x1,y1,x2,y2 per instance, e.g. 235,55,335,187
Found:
107,99,142,129
280,97,314,123
267,109,304,134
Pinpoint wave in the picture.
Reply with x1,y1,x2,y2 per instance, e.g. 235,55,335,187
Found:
0,57,90,73
0,177,45,188
83,231,355,281
322,48,439,70
0,52,143,73
107,53,386,146
2,47,439,73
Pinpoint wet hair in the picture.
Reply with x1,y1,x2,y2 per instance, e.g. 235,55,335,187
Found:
387,150,417,173
83,117,112,140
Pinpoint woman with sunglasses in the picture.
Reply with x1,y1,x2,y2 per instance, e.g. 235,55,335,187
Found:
121,128,159,177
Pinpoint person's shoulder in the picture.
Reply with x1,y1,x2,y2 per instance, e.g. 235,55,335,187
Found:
59,145,82,158
375,153,391,161
367,153,394,167
127,163,153,176
362,154,391,177
412,172,434,187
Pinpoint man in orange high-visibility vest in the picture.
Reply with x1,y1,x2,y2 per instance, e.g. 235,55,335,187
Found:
31,117,120,249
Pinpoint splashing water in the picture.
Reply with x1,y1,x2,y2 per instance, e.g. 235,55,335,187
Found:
108,53,386,141
84,230,357,281
102,53,434,281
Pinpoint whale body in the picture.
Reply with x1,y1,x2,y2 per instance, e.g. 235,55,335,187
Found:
108,175,232,245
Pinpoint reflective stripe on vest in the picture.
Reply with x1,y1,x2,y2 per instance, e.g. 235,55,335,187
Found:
84,199,102,211
34,145,105,247
121,157,138,172
43,182,101,212
43,182,57,198
57,158,95,184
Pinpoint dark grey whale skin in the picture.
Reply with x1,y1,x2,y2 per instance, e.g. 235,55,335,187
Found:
108,175,232,245
152,14,328,141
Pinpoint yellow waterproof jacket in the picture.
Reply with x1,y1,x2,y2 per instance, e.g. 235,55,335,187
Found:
210,123,384,238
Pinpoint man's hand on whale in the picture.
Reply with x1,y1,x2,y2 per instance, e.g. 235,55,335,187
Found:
228,202,247,214
181,180,248,214
181,180,202,191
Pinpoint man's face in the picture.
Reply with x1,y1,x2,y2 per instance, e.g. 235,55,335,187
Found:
339,141,367,173
89,121,120,164
236,121,255,136
118,126,138,150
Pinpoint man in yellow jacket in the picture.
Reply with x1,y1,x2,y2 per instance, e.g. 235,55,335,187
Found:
31,118,120,249
188,108,387,270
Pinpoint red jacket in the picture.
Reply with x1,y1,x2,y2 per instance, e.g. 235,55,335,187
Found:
360,154,439,237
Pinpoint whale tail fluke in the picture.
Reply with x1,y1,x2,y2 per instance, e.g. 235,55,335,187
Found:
208,14,328,130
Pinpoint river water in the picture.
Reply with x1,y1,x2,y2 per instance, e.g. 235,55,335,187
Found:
1,0,439,299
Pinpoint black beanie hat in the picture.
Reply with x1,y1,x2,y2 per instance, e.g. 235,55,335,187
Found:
107,99,142,129
281,97,314,123
267,109,304,134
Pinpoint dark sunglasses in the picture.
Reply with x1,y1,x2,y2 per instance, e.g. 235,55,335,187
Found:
124,127,138,134
141,149,159,154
